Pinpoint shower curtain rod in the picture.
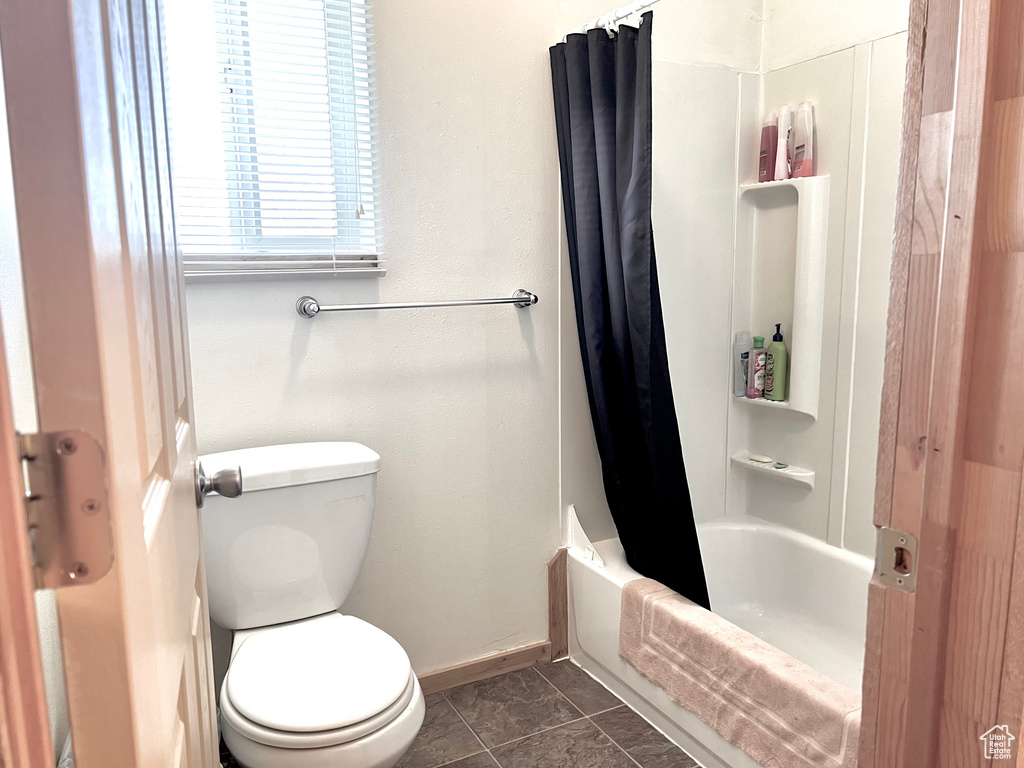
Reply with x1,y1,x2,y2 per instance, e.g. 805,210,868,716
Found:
562,0,661,40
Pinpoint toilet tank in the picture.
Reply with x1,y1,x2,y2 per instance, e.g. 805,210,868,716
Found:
200,442,380,630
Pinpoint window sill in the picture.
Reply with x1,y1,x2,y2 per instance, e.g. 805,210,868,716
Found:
183,265,386,282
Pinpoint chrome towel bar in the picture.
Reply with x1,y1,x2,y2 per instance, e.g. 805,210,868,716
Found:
295,289,538,318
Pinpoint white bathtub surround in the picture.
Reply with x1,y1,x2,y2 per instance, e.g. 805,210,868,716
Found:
621,578,859,768
728,36,908,559
565,32,909,562
567,513,872,767
557,6,904,761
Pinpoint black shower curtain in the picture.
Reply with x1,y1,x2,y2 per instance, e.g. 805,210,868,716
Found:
550,13,710,609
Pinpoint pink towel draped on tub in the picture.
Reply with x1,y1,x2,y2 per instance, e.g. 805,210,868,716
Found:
619,578,860,768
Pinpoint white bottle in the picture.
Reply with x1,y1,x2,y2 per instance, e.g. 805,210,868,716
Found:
775,105,792,181
791,101,815,178
733,331,752,397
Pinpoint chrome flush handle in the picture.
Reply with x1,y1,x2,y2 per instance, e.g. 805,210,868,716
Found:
194,461,243,508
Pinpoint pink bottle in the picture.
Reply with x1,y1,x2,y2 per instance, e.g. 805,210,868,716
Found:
758,114,778,182
792,102,816,178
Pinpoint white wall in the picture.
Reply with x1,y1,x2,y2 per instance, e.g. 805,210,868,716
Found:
651,0,761,72
0,45,69,754
654,63,743,523
762,0,911,72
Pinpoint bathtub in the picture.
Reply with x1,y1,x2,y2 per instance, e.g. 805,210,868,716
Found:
567,514,873,768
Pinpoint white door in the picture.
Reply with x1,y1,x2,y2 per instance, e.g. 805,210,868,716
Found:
0,0,219,765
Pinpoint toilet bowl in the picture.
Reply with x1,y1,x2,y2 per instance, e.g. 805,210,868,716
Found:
200,443,424,767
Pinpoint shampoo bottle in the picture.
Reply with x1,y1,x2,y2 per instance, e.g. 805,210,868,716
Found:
765,323,789,401
758,115,778,182
791,101,815,178
747,336,767,399
775,105,792,181
734,331,752,396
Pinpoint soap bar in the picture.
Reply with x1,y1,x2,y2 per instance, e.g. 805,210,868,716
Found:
749,454,773,464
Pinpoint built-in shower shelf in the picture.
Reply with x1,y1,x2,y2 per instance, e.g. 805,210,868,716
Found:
733,174,830,421
739,176,826,194
736,396,798,412
731,452,815,490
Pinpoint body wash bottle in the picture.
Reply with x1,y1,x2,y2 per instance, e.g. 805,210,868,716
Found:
746,336,767,398
765,323,789,401
758,115,778,182
734,331,752,396
791,101,815,178
775,105,792,181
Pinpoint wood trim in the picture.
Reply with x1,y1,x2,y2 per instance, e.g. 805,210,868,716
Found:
418,642,551,696
862,0,1024,761
548,548,569,662
0,311,53,767
858,9,928,759
871,0,927,539
860,7,929,760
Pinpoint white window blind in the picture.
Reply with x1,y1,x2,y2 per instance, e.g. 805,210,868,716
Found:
163,0,380,276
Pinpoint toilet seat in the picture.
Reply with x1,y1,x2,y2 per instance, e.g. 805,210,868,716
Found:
222,613,414,748
221,676,425,768
221,671,418,749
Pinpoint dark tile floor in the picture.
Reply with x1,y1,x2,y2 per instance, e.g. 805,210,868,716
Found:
220,661,699,768
220,739,239,768
398,661,700,768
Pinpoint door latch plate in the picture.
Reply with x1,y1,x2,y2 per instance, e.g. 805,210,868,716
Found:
877,526,918,593
20,430,113,589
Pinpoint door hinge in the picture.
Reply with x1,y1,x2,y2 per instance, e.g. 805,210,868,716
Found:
19,430,114,589
876,526,918,593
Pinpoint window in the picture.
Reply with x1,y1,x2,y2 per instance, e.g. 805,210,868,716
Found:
163,0,380,276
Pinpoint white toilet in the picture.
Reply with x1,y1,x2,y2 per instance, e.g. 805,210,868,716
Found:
200,442,425,768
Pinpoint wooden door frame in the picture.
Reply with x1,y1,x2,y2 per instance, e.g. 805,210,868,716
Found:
861,0,1024,762
0,312,53,766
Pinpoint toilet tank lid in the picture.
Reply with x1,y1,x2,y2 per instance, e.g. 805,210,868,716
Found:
200,442,380,492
